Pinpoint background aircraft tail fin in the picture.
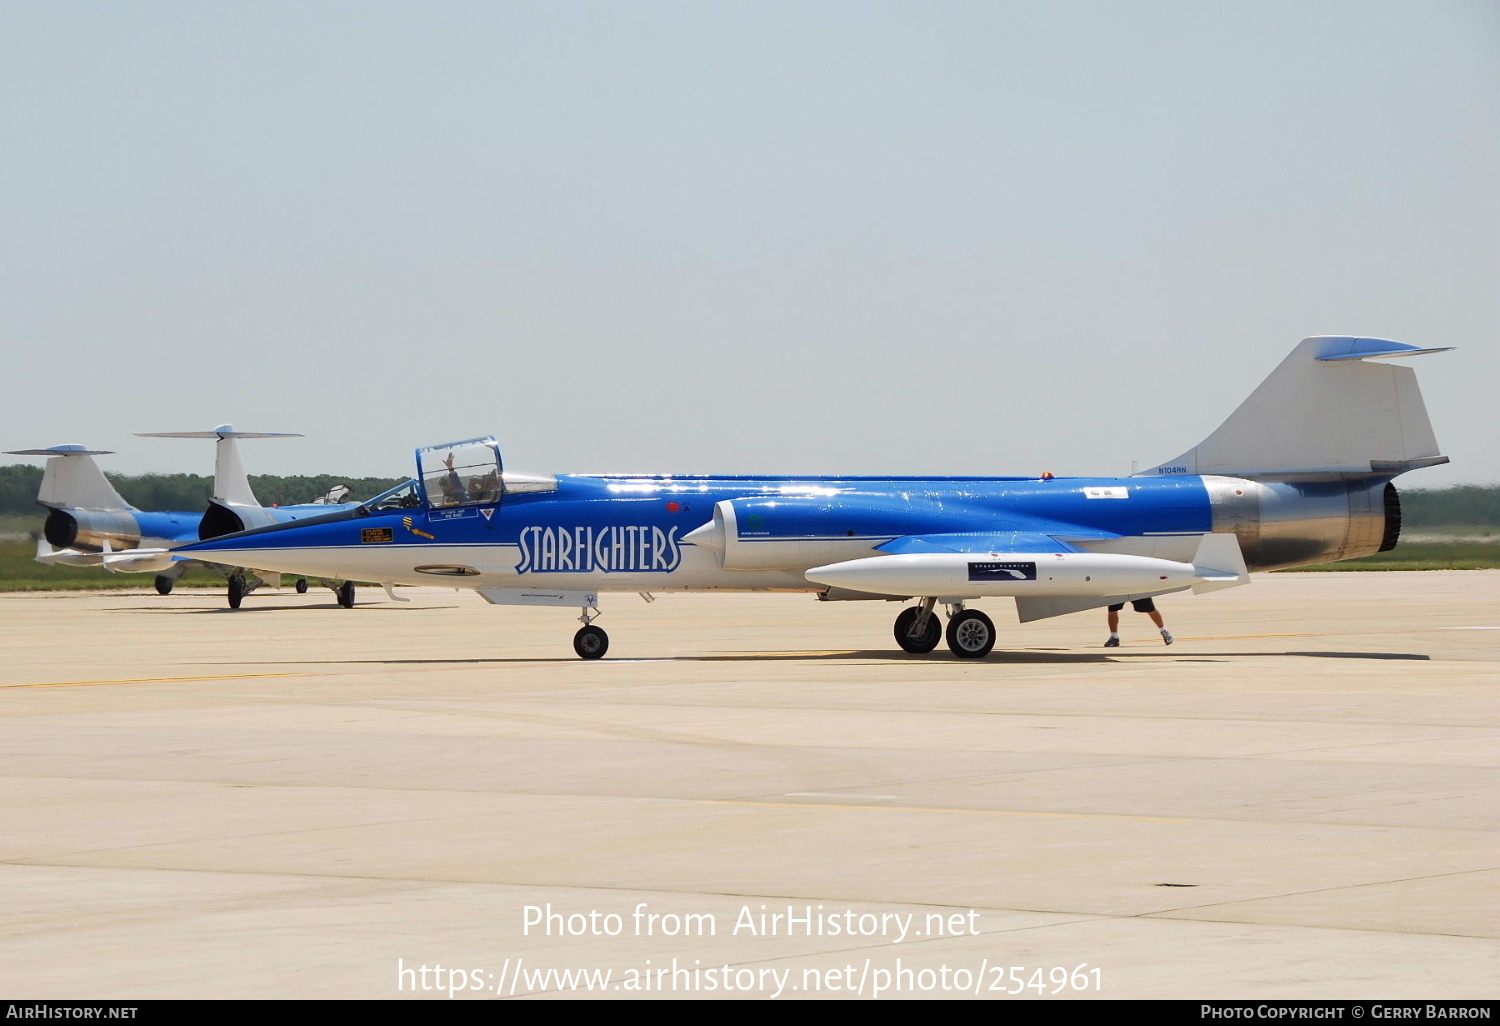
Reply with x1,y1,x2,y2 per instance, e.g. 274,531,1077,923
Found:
3,445,133,511
1136,336,1451,479
137,425,302,506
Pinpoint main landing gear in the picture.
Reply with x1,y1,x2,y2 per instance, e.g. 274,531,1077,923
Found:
945,608,996,659
222,573,354,609
893,600,941,653
893,601,996,659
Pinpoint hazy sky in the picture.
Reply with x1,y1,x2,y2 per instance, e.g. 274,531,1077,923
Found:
2,1,1495,490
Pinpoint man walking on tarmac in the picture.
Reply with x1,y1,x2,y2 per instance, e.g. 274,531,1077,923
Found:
1104,598,1174,647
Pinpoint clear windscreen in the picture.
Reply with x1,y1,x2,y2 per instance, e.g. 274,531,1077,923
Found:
417,438,503,508
361,480,422,512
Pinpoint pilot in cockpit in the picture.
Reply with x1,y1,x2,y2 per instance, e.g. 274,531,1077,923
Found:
440,453,469,504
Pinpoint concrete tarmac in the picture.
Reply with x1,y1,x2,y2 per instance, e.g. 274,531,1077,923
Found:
0,571,1496,1000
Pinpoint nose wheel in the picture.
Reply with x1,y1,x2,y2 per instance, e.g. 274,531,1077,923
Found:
571,600,609,659
573,625,609,659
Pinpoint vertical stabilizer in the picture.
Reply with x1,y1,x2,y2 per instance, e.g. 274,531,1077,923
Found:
137,426,302,506
1137,337,1451,478
3,446,132,511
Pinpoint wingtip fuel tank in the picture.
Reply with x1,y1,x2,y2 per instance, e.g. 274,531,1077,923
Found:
806,534,1248,602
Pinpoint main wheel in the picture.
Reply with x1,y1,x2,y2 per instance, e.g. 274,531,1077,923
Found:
337,581,356,608
227,574,245,609
573,625,609,660
945,609,996,659
893,607,941,653
295,578,309,594
154,575,174,596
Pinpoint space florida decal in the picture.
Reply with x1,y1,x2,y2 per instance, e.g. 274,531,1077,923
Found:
968,561,1038,582
515,524,684,574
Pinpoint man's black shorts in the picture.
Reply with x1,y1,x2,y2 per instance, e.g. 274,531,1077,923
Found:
1108,598,1157,613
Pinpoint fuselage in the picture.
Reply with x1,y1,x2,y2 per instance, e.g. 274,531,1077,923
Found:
41,505,202,556
176,470,1396,593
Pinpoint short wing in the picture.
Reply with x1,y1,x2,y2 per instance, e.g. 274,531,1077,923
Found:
876,529,1114,556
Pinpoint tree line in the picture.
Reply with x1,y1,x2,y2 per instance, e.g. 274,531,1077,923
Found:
1397,485,1500,528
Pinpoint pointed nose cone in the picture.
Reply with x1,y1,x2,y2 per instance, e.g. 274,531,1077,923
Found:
681,520,723,553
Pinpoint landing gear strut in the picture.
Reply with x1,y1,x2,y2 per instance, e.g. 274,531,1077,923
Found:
893,600,941,653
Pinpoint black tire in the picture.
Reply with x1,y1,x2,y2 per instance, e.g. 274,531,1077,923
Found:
154,575,174,596
573,625,609,660
337,581,356,608
227,574,245,609
893,607,941,653
295,578,309,594
945,609,996,659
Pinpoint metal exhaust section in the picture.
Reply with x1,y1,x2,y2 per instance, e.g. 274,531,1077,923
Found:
1205,475,1397,571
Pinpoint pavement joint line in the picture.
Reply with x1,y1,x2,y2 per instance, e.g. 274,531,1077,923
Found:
1140,866,1500,921
698,798,1188,822
1,673,315,689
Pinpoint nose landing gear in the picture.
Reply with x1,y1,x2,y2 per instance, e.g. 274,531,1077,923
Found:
573,602,608,659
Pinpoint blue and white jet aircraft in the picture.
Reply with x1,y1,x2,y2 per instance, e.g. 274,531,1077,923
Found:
6,427,360,607
124,426,361,606
4,444,202,586
171,337,1452,659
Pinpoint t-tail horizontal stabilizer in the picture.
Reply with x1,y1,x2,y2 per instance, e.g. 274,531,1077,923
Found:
136,425,302,507
3,445,130,511
1137,336,1451,479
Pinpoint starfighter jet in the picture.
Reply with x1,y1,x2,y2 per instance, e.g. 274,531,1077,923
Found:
6,426,361,607
171,337,1451,658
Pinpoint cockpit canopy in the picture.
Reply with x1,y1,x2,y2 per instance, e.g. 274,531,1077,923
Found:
358,439,557,515
387,437,558,512
419,437,502,509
